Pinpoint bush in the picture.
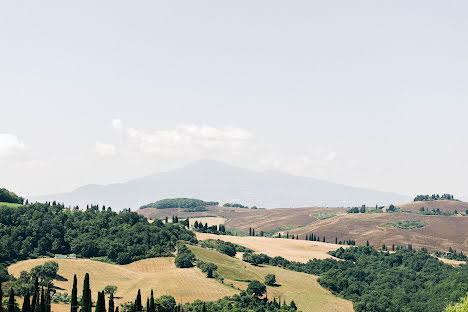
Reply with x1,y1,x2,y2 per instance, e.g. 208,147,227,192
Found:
174,244,195,268
264,274,276,286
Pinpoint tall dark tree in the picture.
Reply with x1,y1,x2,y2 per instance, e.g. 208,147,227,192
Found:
81,273,91,312
8,288,15,312
71,275,78,312
145,298,149,312
134,289,142,312
108,294,114,312
40,287,45,312
46,286,51,312
31,277,39,312
22,290,31,312
95,292,105,312
149,290,155,312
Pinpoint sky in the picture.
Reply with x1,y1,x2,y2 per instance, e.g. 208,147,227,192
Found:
1,1,467,198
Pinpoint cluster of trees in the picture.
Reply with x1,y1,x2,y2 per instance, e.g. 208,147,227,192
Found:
123,288,298,312
139,198,218,210
0,188,24,204
414,194,456,201
199,239,251,257
415,207,458,216
174,244,195,268
196,260,218,278
1,276,53,312
192,222,226,235
222,203,248,209
3,261,59,296
434,248,468,261
0,202,197,266
241,245,468,311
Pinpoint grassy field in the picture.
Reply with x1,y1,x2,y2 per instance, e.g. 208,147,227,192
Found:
0,202,22,208
188,245,353,312
8,257,237,308
187,216,226,227
380,220,428,229
196,233,344,262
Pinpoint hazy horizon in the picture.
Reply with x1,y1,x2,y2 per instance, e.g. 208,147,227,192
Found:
1,1,467,198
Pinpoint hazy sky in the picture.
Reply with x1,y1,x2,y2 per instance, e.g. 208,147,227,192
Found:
1,1,467,198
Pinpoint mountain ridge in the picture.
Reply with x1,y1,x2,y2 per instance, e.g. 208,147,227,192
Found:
30,159,411,210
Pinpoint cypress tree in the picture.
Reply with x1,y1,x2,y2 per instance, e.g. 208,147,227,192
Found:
323,236,325,242
202,302,206,312
108,294,114,312
71,275,78,312
8,288,15,312
249,227,252,236
40,287,45,312
95,292,106,312
31,277,39,312
335,237,338,244
290,300,297,310
115,308,119,312
46,286,51,312
134,290,142,312
22,289,31,312
252,228,255,236
82,273,91,312
146,298,149,312
149,290,155,312
305,234,308,240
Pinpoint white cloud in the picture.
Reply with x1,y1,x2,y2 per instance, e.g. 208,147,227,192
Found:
121,123,253,156
0,133,31,161
112,118,123,130
324,151,337,162
95,141,117,157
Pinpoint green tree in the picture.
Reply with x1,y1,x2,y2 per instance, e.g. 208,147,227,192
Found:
22,290,31,312
103,286,117,296
81,273,91,312
246,281,266,298
290,300,297,310
8,289,15,312
174,245,195,268
71,275,78,312
108,294,114,312
149,290,155,312
264,274,276,286
134,290,142,312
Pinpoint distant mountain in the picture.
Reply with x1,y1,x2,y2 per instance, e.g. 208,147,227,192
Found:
30,159,411,210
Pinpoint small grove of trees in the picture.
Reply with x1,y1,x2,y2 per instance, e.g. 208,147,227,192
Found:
192,221,226,235
174,244,195,268
196,260,218,278
139,198,219,210
414,194,455,201
0,188,24,204
246,281,266,297
264,274,276,286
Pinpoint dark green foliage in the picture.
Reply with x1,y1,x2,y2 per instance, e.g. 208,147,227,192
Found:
199,239,251,257
71,275,78,312
149,290,154,312
139,198,218,210
103,286,117,296
414,194,455,201
134,289,142,312
108,294,114,312
181,291,297,311
241,245,468,311
95,292,105,312
22,290,30,312
0,188,24,204
264,274,276,286
242,252,270,266
222,203,248,208
81,273,91,312
246,281,266,298
196,261,218,278
290,300,297,310
0,203,196,264
174,244,195,268
8,289,15,312
154,295,176,312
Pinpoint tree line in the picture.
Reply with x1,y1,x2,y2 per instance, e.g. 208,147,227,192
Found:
139,199,219,210
0,188,24,204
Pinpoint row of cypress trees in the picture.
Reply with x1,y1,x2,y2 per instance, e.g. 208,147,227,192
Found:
70,273,117,312
0,277,52,312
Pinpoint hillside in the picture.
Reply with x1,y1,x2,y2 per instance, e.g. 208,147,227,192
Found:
31,159,410,209
8,251,353,312
399,200,468,213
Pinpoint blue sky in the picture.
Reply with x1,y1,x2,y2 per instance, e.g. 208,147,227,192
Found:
1,1,467,197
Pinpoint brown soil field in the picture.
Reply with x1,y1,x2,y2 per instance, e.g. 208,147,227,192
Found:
397,200,468,213
196,232,345,262
287,212,468,253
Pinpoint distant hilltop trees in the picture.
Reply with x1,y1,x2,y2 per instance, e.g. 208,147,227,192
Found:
223,203,249,208
139,198,219,209
413,194,456,202
0,187,24,204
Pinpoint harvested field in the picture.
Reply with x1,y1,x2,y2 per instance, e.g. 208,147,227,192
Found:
288,212,468,253
196,233,344,262
189,245,353,312
398,200,468,213
187,216,226,227
8,257,237,306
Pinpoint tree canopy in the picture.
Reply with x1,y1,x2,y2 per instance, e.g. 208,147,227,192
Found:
139,198,218,210
0,188,24,204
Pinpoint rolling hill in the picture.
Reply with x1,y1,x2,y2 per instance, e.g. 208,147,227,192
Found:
31,159,410,210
